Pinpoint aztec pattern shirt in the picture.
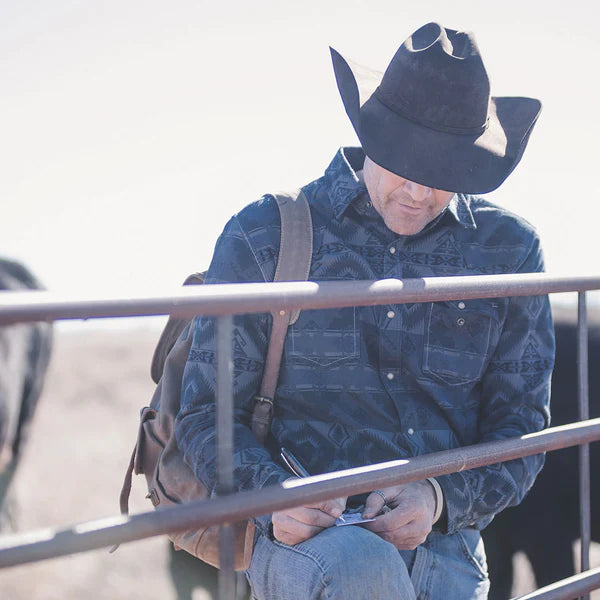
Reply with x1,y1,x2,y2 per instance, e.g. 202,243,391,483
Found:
176,147,555,534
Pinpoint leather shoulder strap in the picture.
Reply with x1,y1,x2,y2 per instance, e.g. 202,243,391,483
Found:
252,190,312,443
273,190,313,325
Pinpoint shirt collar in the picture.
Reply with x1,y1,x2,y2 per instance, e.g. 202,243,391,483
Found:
324,147,368,219
324,146,477,230
445,194,477,230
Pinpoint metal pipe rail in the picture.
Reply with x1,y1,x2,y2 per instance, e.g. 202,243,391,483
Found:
1,272,599,599
0,418,599,569
513,567,600,600
0,272,600,324
578,294,592,600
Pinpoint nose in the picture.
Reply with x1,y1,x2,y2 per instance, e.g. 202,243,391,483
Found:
403,180,432,202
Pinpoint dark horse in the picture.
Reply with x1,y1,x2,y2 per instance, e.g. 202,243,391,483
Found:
0,258,53,526
483,306,600,599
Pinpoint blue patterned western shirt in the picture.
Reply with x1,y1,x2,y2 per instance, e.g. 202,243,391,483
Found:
176,147,555,534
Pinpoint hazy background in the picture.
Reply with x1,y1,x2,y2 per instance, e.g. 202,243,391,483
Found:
1,4,599,597
2,0,599,319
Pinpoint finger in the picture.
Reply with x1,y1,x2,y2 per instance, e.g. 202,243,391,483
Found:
375,520,429,550
362,490,387,518
363,506,412,533
322,497,346,517
303,497,345,518
286,505,340,528
272,514,324,545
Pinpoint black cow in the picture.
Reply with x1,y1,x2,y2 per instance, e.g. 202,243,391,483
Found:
0,258,53,527
483,306,600,599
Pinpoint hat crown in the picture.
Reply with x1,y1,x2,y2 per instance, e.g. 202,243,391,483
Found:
376,23,490,134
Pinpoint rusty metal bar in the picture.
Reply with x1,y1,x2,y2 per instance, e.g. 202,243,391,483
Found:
216,315,235,598
577,293,591,600
1,273,600,325
511,567,600,600
1,418,600,569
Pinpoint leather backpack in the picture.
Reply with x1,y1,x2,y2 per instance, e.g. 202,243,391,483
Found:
116,191,313,570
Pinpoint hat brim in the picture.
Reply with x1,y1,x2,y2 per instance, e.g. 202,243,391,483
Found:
331,47,541,194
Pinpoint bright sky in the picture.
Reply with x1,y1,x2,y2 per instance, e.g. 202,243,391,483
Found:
2,1,599,313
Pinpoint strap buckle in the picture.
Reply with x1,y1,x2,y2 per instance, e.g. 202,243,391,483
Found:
253,396,274,410
251,396,274,443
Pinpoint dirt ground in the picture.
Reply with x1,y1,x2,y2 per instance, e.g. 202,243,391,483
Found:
0,324,221,600
0,324,597,599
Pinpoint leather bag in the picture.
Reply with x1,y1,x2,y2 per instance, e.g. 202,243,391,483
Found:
116,191,313,570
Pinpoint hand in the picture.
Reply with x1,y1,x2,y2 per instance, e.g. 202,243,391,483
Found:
361,481,437,550
272,497,347,545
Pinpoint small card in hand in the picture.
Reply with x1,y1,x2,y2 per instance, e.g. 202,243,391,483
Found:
335,508,376,527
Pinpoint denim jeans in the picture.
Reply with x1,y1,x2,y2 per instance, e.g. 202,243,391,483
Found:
246,525,489,599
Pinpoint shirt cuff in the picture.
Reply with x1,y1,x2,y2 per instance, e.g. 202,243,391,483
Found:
427,477,444,524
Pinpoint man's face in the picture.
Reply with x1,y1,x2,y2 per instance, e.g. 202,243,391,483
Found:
362,156,454,235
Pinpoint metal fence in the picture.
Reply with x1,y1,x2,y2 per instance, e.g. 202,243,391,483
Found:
0,272,599,600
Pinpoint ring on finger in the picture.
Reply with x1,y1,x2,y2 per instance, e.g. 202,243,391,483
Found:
373,489,388,505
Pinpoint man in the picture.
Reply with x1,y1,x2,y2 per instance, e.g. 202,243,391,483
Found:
176,22,555,599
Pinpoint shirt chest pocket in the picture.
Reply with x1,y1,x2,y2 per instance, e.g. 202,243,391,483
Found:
286,307,359,367
422,300,500,386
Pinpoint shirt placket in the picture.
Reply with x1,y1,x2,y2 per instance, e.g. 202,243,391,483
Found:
380,240,403,395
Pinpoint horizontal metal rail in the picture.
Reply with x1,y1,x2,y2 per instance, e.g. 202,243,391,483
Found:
0,273,600,324
513,567,600,600
2,274,599,599
1,418,599,569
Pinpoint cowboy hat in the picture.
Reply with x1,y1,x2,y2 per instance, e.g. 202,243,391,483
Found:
330,22,541,194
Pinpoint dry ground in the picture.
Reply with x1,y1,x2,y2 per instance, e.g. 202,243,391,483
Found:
0,325,597,599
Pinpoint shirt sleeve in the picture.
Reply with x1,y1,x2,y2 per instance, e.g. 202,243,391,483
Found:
174,213,290,521
436,232,556,534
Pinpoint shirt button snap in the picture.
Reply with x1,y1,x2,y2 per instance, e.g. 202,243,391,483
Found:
387,372,394,380
387,310,395,319
456,317,466,327
389,247,396,254
366,201,372,208
407,428,415,435
457,301,466,310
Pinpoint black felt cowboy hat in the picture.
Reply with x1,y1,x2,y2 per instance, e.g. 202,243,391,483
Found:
330,22,541,194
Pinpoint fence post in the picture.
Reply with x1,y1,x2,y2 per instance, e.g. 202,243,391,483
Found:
217,315,236,600
577,292,591,600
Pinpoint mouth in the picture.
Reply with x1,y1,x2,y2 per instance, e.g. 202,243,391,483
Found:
394,201,423,215
390,191,425,215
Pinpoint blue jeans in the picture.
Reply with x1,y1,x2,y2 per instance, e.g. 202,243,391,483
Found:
246,525,489,599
